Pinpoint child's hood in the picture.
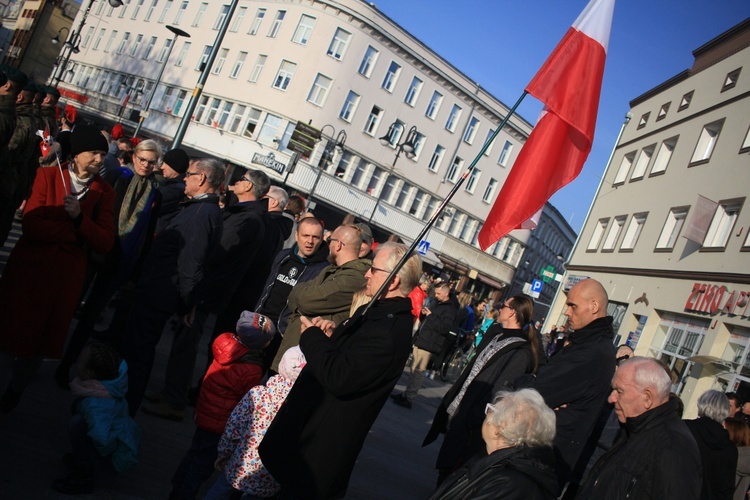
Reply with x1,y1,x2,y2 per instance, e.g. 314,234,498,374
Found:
212,332,250,365
101,360,129,398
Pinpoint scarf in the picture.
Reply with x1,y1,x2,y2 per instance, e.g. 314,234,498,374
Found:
68,166,93,200
118,174,155,238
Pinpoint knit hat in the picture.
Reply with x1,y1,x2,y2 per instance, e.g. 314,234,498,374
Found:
70,125,108,157
23,80,37,93
64,104,77,124
236,311,276,349
278,346,306,382
45,85,60,98
5,67,28,87
111,123,124,140
162,148,189,174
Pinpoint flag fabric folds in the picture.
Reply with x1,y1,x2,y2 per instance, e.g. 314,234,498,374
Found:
478,0,615,250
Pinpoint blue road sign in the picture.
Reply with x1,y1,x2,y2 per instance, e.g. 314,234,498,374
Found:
531,279,543,293
417,240,430,256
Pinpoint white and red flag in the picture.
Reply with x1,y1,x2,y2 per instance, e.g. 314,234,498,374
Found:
478,0,615,250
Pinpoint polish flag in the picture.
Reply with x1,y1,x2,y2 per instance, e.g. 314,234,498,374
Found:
478,0,615,250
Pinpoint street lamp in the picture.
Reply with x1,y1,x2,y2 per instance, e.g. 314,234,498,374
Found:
369,121,420,222
308,125,347,206
51,27,70,46
133,25,190,138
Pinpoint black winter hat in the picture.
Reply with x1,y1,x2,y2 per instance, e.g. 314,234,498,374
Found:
162,148,189,175
70,125,109,157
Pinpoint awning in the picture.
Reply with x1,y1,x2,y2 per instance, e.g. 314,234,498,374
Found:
686,355,734,371
477,273,507,290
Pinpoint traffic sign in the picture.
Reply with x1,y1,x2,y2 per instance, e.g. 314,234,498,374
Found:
531,279,543,294
417,240,430,256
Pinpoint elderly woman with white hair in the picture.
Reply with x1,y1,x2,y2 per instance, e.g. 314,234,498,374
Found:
430,388,558,500
685,389,738,500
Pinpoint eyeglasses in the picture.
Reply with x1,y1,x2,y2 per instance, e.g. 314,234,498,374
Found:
327,237,344,246
369,266,392,274
237,176,251,183
485,402,499,415
135,154,159,167
185,171,202,178
500,303,513,310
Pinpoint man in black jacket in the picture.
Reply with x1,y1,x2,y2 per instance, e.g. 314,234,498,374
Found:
578,357,701,499
516,278,616,491
392,282,459,409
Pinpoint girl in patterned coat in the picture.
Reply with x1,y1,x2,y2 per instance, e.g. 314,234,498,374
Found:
205,346,306,499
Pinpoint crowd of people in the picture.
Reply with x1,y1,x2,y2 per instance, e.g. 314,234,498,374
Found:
1,70,749,500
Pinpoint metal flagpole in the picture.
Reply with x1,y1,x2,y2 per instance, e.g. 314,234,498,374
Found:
361,91,529,317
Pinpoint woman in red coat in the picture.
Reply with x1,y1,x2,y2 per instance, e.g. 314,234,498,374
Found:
0,124,115,412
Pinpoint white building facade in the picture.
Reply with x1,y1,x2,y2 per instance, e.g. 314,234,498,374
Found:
546,19,750,417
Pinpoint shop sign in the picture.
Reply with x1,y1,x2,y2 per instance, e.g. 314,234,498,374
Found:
59,88,89,104
684,282,750,318
563,274,589,292
251,152,287,175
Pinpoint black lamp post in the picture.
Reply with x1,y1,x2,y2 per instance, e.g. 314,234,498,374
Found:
308,125,347,206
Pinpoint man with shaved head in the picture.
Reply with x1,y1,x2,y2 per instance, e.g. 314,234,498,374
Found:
516,278,617,492
271,224,371,371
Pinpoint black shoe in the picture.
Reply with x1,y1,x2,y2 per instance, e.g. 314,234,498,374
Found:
0,388,22,413
52,473,94,495
390,393,412,409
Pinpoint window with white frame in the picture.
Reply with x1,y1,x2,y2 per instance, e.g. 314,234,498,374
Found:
92,28,105,50
423,197,439,221
483,129,495,155
409,190,426,217
395,182,412,210
173,89,187,115
483,178,498,203
158,0,173,23
656,207,688,250
349,159,368,188
463,117,480,144
204,98,221,126
267,10,286,38
657,102,670,121
192,3,207,26
217,101,233,129
678,90,694,111
465,168,481,193
425,91,443,120
602,216,627,251
703,200,743,249
213,4,229,30
118,2,127,18
257,113,284,146
384,122,404,148
230,51,247,79
364,106,382,136
211,48,229,74
428,145,445,172
652,314,708,394
174,1,188,24
722,68,741,92
445,104,462,132
194,95,209,122
142,36,157,59
129,34,143,57
131,0,143,19
637,112,650,130
404,76,423,107
307,74,332,107
228,104,246,134
650,137,677,175
498,140,513,166
82,27,94,48
741,126,750,154
358,46,379,78
690,119,724,164
174,40,190,66
381,61,401,92
339,90,360,122
96,1,106,15
292,14,315,45
248,54,266,82
613,152,635,184
272,60,296,90
248,8,265,35
446,156,463,183
229,6,246,32
144,0,157,21
366,166,384,194
587,218,609,251
380,175,398,204
327,28,351,60
412,133,425,160
156,38,172,63
243,108,262,138
621,213,647,250
630,144,655,180
104,30,118,52
196,45,212,70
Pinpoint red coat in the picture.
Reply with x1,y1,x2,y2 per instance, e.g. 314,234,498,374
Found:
195,333,264,435
0,166,115,358
408,285,428,319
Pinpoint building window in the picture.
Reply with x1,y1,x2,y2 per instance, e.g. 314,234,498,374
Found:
248,8,266,35
650,137,677,176
381,61,401,92
327,28,351,60
678,90,694,111
409,190,426,217
248,54,267,82
158,0,173,23
211,48,229,74
380,175,397,204
349,159,368,188
174,40,190,66
141,36,157,59
364,106,382,136
104,30,118,52
483,129,495,155
602,216,626,251
194,95,209,123
465,168,481,193
174,1,188,24
217,101,233,129
613,151,635,185
131,0,143,19
307,74,332,107
213,4,229,30
228,104,246,133
463,117,480,144
483,178,498,203
204,98,221,126
267,10,286,38
587,218,609,251
425,91,443,120
230,51,247,79
243,108,262,138
257,113,284,146
292,14,316,45
741,126,750,154
144,0,157,21
630,144,655,181
656,207,688,250
129,34,143,57
445,104,462,132
173,89,187,115
423,197,440,221
272,60,296,90
404,76,423,107
498,140,513,167
156,38,173,63
428,145,445,172
657,102,670,121
384,122,404,147
637,112,650,130
118,2,127,18
196,45,212,71
722,68,741,92
412,133,425,160
358,46,379,78
82,27,94,48
339,91,360,122
192,3,207,26
229,6,246,32
620,213,647,251
690,119,724,165
652,314,708,394
395,182,412,210
92,28,105,50
366,166,384,194
703,199,743,249
446,156,463,183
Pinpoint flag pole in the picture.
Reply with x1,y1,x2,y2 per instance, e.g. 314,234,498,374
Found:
361,91,529,316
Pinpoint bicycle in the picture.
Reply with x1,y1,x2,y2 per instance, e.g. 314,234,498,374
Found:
440,331,477,383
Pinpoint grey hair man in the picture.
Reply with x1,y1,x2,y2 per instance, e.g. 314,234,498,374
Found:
578,357,702,499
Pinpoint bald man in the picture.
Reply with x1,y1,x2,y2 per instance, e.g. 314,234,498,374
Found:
516,278,617,492
271,224,372,371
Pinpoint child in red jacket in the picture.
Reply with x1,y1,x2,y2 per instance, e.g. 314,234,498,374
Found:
170,311,274,499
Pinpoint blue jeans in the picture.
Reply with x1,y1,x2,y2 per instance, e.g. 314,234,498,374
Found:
204,472,243,499
170,427,221,499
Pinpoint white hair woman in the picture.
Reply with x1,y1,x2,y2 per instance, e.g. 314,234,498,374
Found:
430,388,558,500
